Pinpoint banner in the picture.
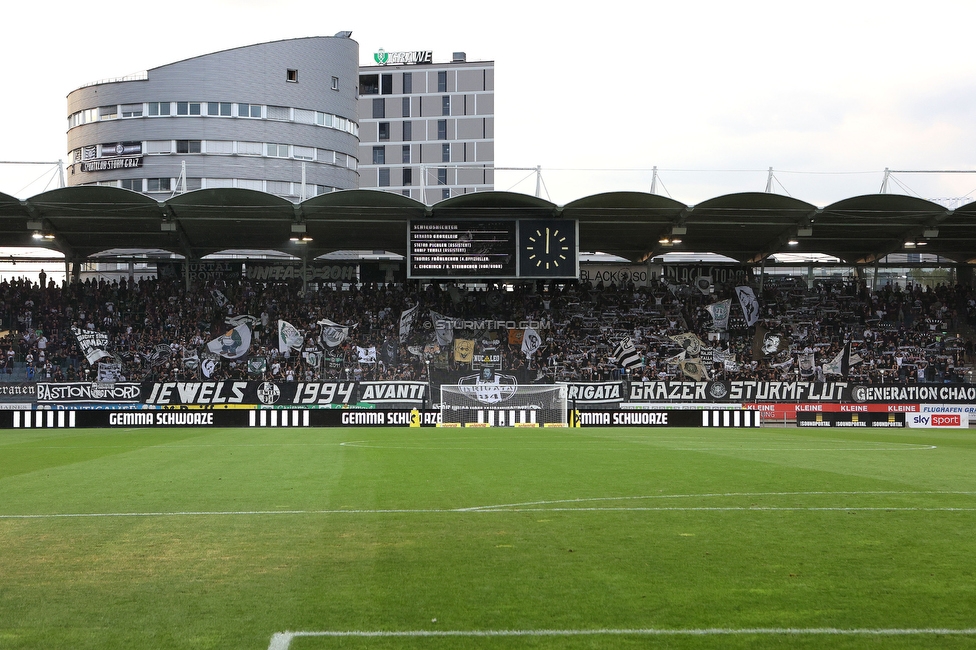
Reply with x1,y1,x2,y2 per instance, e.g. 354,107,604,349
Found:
454,338,475,363
156,261,243,282
798,352,816,378
21,381,976,409
356,347,377,364
565,381,625,404
37,382,142,404
244,263,357,283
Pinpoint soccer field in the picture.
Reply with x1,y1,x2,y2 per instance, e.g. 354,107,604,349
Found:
2,424,975,649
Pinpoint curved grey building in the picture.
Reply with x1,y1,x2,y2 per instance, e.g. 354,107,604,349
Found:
65,35,360,199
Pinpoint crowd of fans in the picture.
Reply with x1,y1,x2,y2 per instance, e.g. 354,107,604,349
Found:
1,270,974,385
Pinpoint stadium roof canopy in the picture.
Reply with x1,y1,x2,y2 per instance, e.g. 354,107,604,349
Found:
0,187,973,265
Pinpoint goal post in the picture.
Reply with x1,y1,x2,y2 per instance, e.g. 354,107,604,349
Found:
440,383,568,427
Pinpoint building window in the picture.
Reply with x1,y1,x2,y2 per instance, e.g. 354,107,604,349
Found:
267,143,289,158
293,146,315,160
372,146,385,165
186,178,203,191
437,168,447,185
177,102,201,116
381,74,393,95
359,74,379,95
437,120,447,140
402,121,412,142
332,76,339,91
401,97,410,118
208,102,232,116
146,140,172,154
403,72,412,94
403,168,412,186
372,98,385,119
402,145,411,163
121,104,142,118
287,69,299,83
238,141,263,156
267,105,290,121
442,188,451,200
442,144,450,162
99,105,118,120
378,168,390,187
206,140,233,154
147,178,171,192
238,103,261,118
120,179,142,192
442,96,450,116
437,71,447,92
148,102,170,116
378,122,390,141
176,140,202,154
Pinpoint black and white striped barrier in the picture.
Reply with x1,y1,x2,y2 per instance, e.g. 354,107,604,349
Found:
701,410,762,427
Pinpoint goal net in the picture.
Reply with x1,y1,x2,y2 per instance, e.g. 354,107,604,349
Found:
440,382,568,427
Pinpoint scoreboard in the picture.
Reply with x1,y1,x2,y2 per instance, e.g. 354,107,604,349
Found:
408,219,578,279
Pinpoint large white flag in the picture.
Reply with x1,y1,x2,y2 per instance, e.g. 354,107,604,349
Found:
356,346,377,364
278,320,304,353
207,322,252,359
735,286,760,327
521,327,542,358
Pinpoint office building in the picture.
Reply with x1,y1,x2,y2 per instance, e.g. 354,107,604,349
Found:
358,51,493,203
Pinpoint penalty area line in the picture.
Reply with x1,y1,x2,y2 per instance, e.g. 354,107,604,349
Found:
269,627,976,649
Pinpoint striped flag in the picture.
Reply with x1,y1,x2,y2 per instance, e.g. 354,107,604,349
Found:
614,337,641,368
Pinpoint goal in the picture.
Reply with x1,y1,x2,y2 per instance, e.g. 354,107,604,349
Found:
440,382,568,427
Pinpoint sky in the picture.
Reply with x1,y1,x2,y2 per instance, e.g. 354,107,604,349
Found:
2,0,976,208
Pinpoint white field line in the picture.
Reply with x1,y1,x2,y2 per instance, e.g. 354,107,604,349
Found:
268,627,976,649
3,490,976,519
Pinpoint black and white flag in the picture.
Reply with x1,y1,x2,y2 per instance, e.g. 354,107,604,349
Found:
318,319,351,348
71,326,112,365
399,303,419,343
735,286,760,327
614,337,641,369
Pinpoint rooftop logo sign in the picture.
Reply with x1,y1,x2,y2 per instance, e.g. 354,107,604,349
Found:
373,49,433,65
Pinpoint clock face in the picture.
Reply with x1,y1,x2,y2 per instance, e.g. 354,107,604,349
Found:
518,220,577,278
525,226,569,271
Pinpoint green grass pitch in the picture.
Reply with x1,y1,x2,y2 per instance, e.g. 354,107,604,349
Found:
1,424,976,649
